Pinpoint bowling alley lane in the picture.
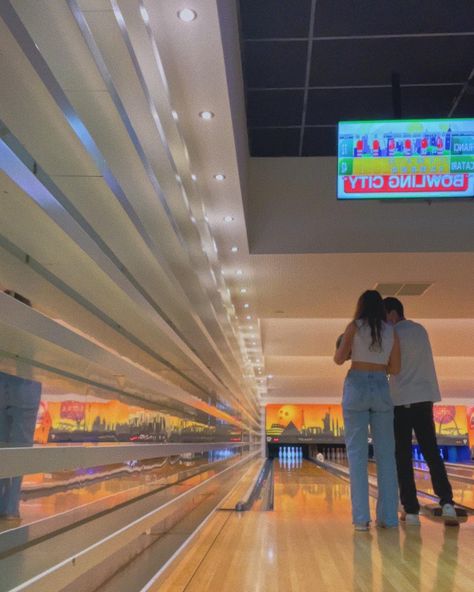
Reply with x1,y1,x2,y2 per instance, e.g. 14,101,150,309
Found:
153,461,474,592
365,462,474,510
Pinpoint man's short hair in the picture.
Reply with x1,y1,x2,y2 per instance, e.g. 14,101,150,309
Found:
383,297,404,318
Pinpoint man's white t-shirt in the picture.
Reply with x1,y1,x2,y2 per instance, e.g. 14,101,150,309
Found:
389,319,441,406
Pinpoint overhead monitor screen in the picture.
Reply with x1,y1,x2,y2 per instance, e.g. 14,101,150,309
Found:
337,118,474,199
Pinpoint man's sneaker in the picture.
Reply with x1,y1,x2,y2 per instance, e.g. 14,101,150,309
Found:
441,504,459,526
400,511,420,526
354,522,370,531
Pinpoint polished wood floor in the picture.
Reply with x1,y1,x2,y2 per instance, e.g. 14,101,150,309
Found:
153,460,474,592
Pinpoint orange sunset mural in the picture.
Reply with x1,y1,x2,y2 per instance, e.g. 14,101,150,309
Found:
34,395,240,444
267,403,471,446
266,404,345,444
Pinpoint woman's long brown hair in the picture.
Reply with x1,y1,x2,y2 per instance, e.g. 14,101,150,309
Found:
354,290,386,351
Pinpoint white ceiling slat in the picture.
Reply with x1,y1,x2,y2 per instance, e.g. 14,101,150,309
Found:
0,2,260,424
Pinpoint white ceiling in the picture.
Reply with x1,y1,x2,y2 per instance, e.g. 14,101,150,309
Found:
0,0,472,418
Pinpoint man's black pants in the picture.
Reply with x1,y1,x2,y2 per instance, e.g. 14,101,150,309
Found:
394,401,454,514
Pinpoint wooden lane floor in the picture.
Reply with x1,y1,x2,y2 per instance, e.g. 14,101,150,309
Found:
152,460,474,592
365,462,474,509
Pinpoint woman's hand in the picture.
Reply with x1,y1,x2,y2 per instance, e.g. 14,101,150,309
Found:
334,322,356,365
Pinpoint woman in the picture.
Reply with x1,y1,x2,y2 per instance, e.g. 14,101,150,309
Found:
334,290,401,531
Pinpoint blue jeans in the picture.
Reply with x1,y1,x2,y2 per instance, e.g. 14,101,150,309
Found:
0,372,42,516
342,370,398,526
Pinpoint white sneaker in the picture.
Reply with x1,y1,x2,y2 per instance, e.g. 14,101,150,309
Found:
441,504,459,526
401,513,420,526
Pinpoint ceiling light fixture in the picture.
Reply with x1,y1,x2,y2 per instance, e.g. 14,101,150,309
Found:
236,269,243,276
240,288,247,294
177,8,197,22
191,174,197,181
171,110,179,121
199,111,214,120
223,215,234,223
246,315,251,320
268,374,273,379
213,173,225,181
243,303,249,308
231,246,238,253
140,6,150,24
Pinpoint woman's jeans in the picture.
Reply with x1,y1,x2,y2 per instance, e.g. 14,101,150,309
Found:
0,372,42,516
342,370,398,526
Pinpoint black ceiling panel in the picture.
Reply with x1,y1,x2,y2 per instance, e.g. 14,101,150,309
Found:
400,85,463,118
314,0,474,37
243,41,308,88
302,127,338,157
240,0,312,39
249,128,301,157
306,88,393,125
454,88,474,116
310,36,474,86
238,0,474,157
247,90,304,127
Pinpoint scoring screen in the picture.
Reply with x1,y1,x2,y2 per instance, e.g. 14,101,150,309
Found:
337,118,474,199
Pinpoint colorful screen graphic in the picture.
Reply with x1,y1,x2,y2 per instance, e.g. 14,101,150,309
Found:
337,118,474,199
266,404,345,444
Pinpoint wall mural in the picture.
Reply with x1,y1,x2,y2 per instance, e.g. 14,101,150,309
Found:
266,404,345,444
34,396,241,444
466,406,474,448
266,403,470,446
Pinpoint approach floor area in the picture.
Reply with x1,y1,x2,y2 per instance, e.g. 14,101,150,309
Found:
154,460,474,592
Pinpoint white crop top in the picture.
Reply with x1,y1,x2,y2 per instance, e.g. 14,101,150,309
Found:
351,320,394,364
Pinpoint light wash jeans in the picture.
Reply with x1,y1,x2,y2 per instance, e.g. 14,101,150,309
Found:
342,370,398,527
0,371,42,516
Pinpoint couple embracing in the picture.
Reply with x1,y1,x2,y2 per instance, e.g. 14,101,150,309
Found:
334,290,457,531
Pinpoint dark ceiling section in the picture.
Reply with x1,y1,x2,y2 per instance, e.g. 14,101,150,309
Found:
239,0,474,157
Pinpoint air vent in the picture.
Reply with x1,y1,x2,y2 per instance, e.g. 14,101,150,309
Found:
374,283,403,296
375,282,433,297
398,283,433,296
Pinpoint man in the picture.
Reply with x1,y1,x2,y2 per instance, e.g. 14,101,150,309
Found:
383,297,458,526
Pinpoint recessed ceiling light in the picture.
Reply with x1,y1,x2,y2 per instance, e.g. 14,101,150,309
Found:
140,6,150,24
246,315,251,320
248,325,254,330
214,174,225,181
172,110,179,121
191,174,197,181
177,8,197,22
204,215,209,222
199,111,214,120
236,269,243,276
190,216,196,224
223,215,234,223
240,288,247,294
268,374,273,379
243,303,249,308
175,174,181,183
231,246,238,253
